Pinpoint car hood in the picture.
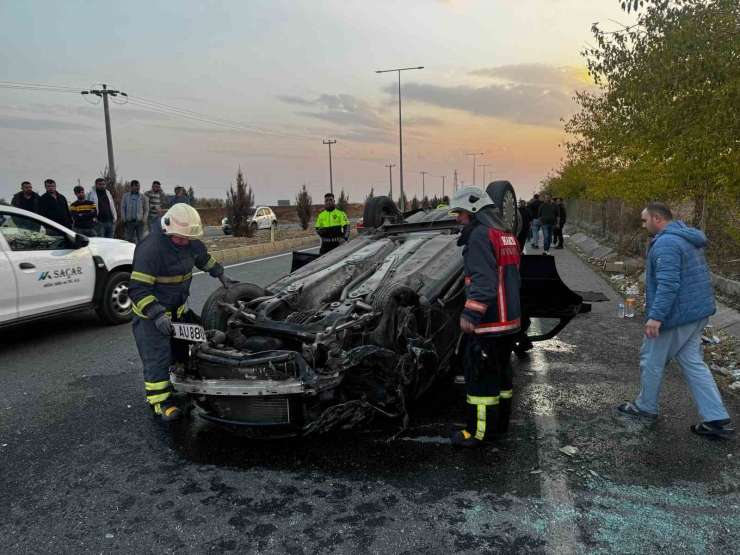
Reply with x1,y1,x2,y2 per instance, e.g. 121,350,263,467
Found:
88,238,135,269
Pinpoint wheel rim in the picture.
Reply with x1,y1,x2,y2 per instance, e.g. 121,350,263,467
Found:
501,190,517,233
111,281,132,315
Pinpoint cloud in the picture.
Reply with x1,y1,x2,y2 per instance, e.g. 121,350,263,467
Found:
388,80,577,128
0,115,95,132
277,95,315,106
470,63,592,90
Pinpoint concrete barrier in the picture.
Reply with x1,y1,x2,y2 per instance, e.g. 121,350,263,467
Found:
237,246,253,259
222,248,239,262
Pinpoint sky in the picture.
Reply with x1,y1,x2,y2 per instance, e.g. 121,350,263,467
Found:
0,0,634,205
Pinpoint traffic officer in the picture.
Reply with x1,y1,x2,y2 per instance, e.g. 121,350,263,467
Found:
448,186,521,447
437,195,450,209
129,204,238,421
315,192,350,255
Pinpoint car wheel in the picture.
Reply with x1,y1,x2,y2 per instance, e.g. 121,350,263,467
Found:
223,229,231,235
96,271,133,325
201,282,267,332
486,180,520,235
363,196,401,229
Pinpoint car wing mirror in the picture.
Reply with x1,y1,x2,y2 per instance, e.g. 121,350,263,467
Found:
73,233,90,248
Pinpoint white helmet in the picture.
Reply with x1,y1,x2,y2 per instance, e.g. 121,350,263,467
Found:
161,204,204,239
448,186,494,216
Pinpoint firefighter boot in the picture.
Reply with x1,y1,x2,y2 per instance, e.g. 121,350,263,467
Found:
450,429,482,448
153,400,181,422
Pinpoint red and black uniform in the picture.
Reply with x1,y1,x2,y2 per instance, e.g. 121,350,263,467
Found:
460,206,521,440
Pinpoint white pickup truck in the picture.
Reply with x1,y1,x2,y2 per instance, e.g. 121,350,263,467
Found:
0,205,135,327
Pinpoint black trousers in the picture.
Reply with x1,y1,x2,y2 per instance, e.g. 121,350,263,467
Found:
553,224,564,246
464,334,514,440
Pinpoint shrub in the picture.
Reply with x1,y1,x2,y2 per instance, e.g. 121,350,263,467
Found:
227,167,255,237
337,189,349,212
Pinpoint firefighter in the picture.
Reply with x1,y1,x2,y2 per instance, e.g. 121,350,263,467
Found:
448,186,521,447
315,192,350,255
129,204,238,421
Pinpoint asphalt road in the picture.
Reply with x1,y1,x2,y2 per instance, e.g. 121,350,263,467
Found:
203,218,361,238
2,242,740,554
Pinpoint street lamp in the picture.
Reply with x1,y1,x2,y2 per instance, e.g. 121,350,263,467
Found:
376,66,424,209
466,153,483,186
479,164,491,187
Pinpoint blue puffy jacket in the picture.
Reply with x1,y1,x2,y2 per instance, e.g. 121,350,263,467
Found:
646,221,715,329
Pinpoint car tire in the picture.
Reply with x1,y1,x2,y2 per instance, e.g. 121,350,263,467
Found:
223,229,231,235
486,180,520,235
201,282,266,332
96,271,133,325
363,196,400,229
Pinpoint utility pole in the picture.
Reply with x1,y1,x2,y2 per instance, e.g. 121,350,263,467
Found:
323,140,336,195
386,164,396,198
453,169,458,192
466,152,483,186
376,66,424,210
479,164,491,186
419,171,427,200
81,84,127,187
460,180,465,188
439,175,447,198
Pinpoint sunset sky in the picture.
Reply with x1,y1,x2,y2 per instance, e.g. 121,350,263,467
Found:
0,0,634,204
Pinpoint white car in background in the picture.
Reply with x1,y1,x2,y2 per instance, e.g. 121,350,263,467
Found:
222,206,278,235
0,206,135,327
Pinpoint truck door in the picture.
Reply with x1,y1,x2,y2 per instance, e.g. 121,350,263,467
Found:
0,211,95,318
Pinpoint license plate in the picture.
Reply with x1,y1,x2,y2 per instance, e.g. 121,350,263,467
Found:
171,323,207,342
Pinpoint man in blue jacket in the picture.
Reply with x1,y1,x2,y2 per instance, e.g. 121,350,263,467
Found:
618,202,733,437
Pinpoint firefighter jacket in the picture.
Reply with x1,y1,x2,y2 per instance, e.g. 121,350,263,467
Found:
315,208,350,245
129,230,224,320
460,206,521,336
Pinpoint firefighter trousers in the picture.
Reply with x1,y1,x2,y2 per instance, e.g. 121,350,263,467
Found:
132,315,190,407
464,334,514,440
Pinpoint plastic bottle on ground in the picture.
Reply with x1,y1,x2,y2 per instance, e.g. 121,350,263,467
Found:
625,286,636,318
618,303,625,318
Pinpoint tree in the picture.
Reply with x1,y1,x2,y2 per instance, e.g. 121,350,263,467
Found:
422,195,430,210
295,184,313,230
227,167,255,237
195,197,225,209
411,195,420,210
429,195,442,209
337,189,349,212
364,188,374,205
187,186,196,206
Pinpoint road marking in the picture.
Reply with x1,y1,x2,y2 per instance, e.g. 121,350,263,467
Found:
530,346,579,554
192,246,320,276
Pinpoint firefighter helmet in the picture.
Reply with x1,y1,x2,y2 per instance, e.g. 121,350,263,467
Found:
448,186,494,216
161,204,204,239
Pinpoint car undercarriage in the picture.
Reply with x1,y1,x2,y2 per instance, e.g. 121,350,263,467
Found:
172,183,588,437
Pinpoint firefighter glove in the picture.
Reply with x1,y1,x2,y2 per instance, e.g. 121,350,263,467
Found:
154,314,174,336
219,273,239,289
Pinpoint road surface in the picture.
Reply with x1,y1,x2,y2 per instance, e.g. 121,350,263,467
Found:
2,244,739,554
204,218,361,238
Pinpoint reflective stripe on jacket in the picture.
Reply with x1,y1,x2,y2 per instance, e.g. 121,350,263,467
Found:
129,231,224,320
461,217,521,336
315,208,349,244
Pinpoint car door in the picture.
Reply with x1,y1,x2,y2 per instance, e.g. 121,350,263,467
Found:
256,208,268,229
0,211,96,318
0,222,19,322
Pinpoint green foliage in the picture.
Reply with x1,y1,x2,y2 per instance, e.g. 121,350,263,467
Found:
295,184,313,230
411,195,420,210
195,197,225,209
552,0,740,212
227,167,255,237
364,188,374,205
337,189,349,212
429,195,442,209
187,186,196,206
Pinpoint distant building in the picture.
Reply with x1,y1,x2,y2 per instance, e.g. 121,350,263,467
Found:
277,200,290,206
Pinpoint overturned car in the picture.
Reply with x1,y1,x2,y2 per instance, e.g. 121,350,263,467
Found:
172,182,587,437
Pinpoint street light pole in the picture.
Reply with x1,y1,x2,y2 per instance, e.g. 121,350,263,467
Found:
323,140,336,195
438,175,447,198
479,164,491,186
466,152,483,186
376,66,424,210
419,171,426,200
385,164,395,198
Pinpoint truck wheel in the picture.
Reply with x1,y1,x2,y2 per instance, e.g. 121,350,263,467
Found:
363,196,400,229
201,282,266,332
486,180,520,235
96,271,133,325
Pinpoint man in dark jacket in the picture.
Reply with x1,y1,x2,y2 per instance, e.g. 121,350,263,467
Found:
528,194,544,249
537,195,560,255
70,185,98,237
448,186,521,447
11,182,40,214
38,179,72,230
552,198,567,249
129,203,238,421
516,199,533,253
618,203,733,437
